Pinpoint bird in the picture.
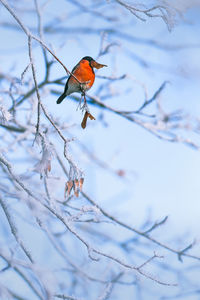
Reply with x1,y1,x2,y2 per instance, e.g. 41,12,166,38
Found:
56,56,107,104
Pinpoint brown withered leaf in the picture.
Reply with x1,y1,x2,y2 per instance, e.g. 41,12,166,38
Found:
88,112,95,120
91,61,107,69
81,112,96,129
75,179,79,189
65,180,74,197
79,177,84,191
117,169,125,177
74,189,79,197
47,162,51,172
64,178,84,198
81,112,88,129
74,179,79,197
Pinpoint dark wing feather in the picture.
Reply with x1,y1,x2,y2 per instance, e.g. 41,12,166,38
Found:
64,62,80,94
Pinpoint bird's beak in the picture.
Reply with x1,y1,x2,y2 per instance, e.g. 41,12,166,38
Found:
91,60,107,69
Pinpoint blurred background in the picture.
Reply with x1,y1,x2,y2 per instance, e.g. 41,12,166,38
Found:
0,0,200,299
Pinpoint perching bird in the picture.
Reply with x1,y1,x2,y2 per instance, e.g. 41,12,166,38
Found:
56,56,107,104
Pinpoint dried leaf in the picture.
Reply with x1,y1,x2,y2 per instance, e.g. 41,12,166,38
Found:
75,179,79,188
74,189,79,197
117,169,125,177
81,112,96,129
91,61,107,69
88,113,95,120
65,178,84,198
47,162,51,172
74,179,79,197
34,134,54,177
81,111,89,129
79,177,84,191
65,180,73,197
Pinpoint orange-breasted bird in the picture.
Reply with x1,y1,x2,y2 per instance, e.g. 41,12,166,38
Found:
56,56,107,104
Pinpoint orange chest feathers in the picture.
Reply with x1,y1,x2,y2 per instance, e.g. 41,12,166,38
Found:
72,60,95,89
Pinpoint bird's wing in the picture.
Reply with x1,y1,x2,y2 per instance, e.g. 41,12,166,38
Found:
64,62,80,94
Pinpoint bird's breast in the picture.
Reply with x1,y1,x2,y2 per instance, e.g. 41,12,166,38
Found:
74,62,95,87
67,62,95,95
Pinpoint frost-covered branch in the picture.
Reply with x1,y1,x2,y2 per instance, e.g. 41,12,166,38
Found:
0,1,199,299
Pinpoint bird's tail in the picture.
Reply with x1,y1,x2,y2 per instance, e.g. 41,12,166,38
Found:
56,93,67,104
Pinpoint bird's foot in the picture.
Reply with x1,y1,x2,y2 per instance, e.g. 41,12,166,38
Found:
77,93,89,113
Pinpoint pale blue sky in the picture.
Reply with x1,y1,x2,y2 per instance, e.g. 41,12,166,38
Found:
0,1,200,299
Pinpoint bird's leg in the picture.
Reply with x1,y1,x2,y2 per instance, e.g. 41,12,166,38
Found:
81,93,89,113
76,92,84,111
77,82,87,111
83,93,87,108
76,92,89,113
